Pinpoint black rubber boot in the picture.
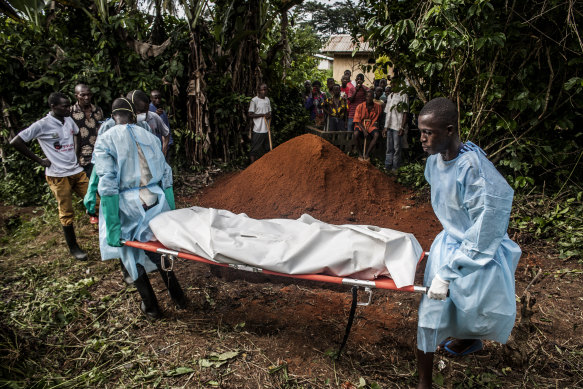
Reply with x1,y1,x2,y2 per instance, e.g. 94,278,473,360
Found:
120,260,134,286
62,225,88,261
134,270,162,320
159,267,188,309
145,251,188,309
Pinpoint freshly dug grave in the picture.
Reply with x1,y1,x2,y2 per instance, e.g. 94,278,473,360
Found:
197,133,441,249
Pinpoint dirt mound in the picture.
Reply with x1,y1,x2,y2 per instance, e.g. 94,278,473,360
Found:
198,134,440,249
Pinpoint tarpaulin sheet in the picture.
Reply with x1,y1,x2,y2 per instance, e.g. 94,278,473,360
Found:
149,207,423,288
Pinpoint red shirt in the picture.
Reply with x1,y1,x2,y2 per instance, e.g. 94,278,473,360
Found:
348,85,368,118
353,101,383,133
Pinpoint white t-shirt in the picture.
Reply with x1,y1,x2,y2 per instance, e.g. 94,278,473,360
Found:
248,96,271,133
384,91,409,130
136,111,169,138
18,113,83,177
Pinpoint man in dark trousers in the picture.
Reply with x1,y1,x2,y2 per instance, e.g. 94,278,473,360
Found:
70,83,104,178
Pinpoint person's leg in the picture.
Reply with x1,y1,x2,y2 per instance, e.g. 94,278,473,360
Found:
134,262,162,320
47,175,88,260
82,163,93,178
71,170,99,223
365,131,380,158
165,145,174,164
347,117,354,132
250,132,260,163
393,129,402,170
385,129,395,170
145,251,188,309
416,349,434,389
353,130,363,157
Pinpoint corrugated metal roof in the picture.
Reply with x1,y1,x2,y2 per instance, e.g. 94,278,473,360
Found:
321,34,373,53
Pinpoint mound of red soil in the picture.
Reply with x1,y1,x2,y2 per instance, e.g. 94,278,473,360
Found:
198,134,440,249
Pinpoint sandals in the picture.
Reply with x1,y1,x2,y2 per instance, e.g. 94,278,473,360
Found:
441,339,483,356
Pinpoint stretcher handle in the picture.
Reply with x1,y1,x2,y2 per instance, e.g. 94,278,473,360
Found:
415,285,450,297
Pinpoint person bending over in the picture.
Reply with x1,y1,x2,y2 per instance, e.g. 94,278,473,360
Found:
416,97,521,389
91,97,187,319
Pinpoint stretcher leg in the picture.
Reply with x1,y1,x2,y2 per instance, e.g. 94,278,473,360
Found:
336,286,358,359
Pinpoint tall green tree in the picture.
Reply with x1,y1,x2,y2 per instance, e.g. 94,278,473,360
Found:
362,0,582,190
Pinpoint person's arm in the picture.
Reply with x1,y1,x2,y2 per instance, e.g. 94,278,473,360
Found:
10,136,51,167
352,104,363,132
83,168,99,216
162,135,169,156
398,94,409,136
160,157,175,210
94,135,122,246
322,99,332,116
348,87,359,103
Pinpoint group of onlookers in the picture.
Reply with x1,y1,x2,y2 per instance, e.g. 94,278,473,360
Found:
304,70,409,171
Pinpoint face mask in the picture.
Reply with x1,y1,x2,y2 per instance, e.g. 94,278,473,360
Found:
136,112,148,122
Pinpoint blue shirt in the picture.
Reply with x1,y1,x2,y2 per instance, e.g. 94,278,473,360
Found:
149,103,173,145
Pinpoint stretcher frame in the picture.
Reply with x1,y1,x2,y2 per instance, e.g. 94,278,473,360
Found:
125,240,428,357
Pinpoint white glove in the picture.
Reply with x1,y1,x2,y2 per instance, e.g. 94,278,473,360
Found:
427,275,450,300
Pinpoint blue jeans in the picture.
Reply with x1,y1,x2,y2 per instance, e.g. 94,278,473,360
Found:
347,117,354,132
385,128,401,170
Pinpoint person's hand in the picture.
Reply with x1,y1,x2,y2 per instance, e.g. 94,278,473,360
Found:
39,158,51,168
398,128,404,137
382,129,387,138
156,107,164,115
265,112,271,120
427,275,449,300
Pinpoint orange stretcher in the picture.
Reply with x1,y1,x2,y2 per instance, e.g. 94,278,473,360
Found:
124,240,428,357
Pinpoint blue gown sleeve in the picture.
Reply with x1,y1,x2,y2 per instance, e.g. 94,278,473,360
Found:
93,135,120,197
437,155,514,282
161,161,173,189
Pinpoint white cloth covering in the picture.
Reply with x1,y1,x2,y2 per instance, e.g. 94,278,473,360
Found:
149,207,423,288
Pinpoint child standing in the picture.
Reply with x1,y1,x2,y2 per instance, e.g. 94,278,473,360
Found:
248,84,272,163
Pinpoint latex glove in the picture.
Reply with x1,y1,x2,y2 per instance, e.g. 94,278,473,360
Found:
83,168,99,216
427,275,449,301
101,194,122,247
163,186,176,210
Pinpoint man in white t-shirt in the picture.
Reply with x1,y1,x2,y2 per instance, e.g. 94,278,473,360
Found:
10,92,89,260
383,78,409,173
248,84,272,163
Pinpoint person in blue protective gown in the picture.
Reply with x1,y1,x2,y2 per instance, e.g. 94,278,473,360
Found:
415,97,521,389
89,97,187,320
85,97,154,285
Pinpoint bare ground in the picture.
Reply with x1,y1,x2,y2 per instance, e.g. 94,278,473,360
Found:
1,171,582,388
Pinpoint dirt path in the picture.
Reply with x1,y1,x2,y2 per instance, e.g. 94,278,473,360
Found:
1,135,582,387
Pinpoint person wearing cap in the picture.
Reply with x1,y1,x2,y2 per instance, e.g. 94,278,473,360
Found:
91,97,187,319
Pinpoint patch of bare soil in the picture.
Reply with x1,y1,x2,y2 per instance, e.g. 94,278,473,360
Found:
163,135,582,387
2,134,582,387
0,204,42,238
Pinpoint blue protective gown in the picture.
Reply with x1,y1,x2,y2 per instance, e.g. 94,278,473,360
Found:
417,142,521,353
93,124,173,281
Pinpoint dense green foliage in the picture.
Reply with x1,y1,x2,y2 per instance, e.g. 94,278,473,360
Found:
361,0,582,258
0,0,325,201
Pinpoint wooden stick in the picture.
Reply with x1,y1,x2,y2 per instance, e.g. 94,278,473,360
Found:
363,134,367,158
264,117,273,151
